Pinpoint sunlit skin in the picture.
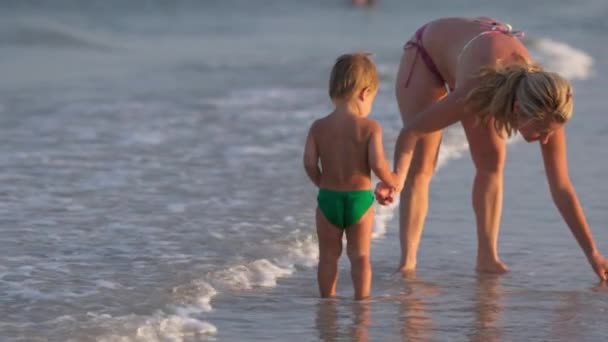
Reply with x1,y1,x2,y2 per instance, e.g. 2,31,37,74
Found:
515,103,563,144
518,119,559,144
372,16,608,281
304,79,400,300
375,104,608,281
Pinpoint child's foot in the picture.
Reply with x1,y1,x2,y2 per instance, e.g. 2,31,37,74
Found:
475,259,510,274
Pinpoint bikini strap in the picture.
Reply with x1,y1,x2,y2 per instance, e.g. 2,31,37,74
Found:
458,21,525,61
403,41,420,87
487,21,525,38
403,25,427,87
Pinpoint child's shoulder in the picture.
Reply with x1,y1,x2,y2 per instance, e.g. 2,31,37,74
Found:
308,112,333,130
359,117,382,132
308,118,323,132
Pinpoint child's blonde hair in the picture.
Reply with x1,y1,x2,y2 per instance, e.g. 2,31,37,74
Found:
329,52,378,101
465,59,573,137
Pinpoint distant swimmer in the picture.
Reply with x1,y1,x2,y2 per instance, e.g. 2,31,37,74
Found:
351,0,376,8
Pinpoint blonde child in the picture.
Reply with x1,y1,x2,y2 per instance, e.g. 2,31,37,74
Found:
303,53,400,300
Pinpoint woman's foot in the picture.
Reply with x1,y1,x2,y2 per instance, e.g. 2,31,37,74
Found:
398,267,417,279
475,259,510,274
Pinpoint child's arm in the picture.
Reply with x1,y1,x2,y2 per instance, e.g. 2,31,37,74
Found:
303,123,321,187
368,121,400,191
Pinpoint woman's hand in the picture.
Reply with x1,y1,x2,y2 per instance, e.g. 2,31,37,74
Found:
588,252,608,282
374,182,396,206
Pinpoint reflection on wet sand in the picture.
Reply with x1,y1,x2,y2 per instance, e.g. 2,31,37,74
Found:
314,273,511,341
315,299,371,342
350,301,371,342
550,291,582,342
397,273,436,341
397,273,505,341
315,299,339,342
470,275,504,342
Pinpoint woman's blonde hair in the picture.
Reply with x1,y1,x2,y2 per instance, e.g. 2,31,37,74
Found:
329,52,378,101
465,58,574,137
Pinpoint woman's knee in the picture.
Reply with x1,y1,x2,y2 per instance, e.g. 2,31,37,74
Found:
463,118,507,173
404,137,442,187
467,133,506,173
408,159,437,185
472,147,506,174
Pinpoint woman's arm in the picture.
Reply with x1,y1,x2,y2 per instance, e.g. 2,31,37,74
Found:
541,128,607,280
393,86,472,185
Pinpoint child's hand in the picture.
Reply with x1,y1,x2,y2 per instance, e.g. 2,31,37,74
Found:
374,182,395,205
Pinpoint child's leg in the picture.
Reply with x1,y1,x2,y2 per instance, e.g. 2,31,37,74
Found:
316,207,344,298
345,206,374,300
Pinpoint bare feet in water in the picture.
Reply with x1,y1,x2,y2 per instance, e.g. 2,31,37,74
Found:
398,268,417,279
398,258,509,276
476,259,510,274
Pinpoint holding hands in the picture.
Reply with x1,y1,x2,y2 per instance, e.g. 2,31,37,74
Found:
374,181,397,206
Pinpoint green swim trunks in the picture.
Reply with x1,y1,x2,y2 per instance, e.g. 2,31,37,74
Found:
317,189,374,229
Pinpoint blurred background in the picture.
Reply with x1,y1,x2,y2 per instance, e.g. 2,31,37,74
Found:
1,1,607,341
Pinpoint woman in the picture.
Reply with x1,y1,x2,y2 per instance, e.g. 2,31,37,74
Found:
375,16,608,280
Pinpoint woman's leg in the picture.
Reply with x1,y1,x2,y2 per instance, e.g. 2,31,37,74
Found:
394,48,447,273
461,116,509,273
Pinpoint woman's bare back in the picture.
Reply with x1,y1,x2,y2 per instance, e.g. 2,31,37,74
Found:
419,16,530,88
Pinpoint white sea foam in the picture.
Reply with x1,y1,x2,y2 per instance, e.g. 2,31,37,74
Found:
171,279,217,313
530,37,594,80
94,280,218,342
122,131,165,146
212,260,293,289
167,203,187,213
372,201,397,239
199,233,317,293
94,314,217,342
133,316,217,341
97,235,315,339
95,280,122,290
208,231,225,240
210,88,299,108
278,234,319,269
232,145,281,157
0,16,114,50
436,127,471,170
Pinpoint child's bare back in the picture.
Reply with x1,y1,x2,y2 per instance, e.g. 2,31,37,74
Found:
310,111,379,191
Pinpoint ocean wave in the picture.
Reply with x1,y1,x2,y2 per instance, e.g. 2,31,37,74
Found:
90,279,218,342
92,313,217,342
437,127,470,170
524,36,594,80
0,18,114,50
209,87,319,110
